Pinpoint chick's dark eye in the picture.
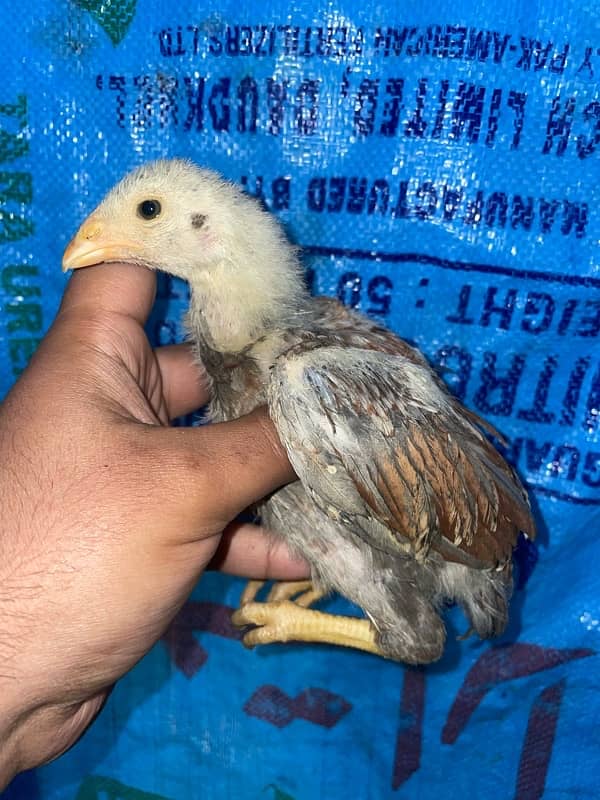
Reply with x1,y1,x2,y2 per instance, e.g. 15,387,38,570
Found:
138,199,161,220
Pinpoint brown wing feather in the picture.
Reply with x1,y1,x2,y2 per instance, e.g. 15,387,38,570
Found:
312,298,536,564
269,313,535,571
338,416,533,569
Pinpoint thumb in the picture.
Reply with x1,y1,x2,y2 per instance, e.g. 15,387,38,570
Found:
144,407,296,538
58,261,156,324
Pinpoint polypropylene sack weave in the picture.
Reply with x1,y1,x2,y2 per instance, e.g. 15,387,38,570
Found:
1,1,598,798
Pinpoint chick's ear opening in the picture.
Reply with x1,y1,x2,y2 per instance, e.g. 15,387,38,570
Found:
191,213,207,229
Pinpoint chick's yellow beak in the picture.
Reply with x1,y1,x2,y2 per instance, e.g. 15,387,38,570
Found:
62,215,142,272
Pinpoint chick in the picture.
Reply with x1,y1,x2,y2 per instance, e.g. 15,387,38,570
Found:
63,159,535,664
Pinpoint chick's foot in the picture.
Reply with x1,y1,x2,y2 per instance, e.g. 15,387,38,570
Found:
266,580,324,607
240,580,324,608
231,601,385,657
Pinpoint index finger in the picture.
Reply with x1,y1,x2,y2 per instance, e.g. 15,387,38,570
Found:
156,344,211,419
59,262,157,326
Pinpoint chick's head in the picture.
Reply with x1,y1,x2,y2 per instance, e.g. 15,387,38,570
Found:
63,160,308,348
63,159,292,282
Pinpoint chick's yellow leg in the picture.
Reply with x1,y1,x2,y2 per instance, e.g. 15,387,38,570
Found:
231,601,385,658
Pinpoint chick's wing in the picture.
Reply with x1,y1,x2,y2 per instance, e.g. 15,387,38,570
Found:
267,345,534,570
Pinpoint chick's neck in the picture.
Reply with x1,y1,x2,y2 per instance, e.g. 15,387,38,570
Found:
186,262,311,357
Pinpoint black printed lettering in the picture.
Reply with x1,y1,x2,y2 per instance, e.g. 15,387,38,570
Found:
473,351,526,416
307,177,326,212
577,101,600,158
547,444,580,481
380,78,404,137
405,79,428,138
542,95,576,156
582,452,600,487
182,76,205,131
524,438,553,472
584,364,600,433
560,357,591,426
480,287,517,330
517,356,558,424
507,90,526,149
237,76,258,133
451,82,485,143
521,292,555,334
295,79,319,135
446,285,475,325
208,78,231,132
267,78,287,135
367,276,393,315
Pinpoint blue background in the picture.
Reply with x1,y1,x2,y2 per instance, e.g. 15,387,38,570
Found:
1,1,599,797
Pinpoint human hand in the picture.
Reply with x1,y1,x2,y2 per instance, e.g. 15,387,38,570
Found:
0,262,304,787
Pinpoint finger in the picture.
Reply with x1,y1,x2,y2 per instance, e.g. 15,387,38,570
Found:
148,407,296,531
187,407,296,525
58,262,156,325
155,344,211,419
208,521,309,580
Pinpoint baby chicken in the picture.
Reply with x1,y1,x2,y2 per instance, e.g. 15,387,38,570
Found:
63,159,535,664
